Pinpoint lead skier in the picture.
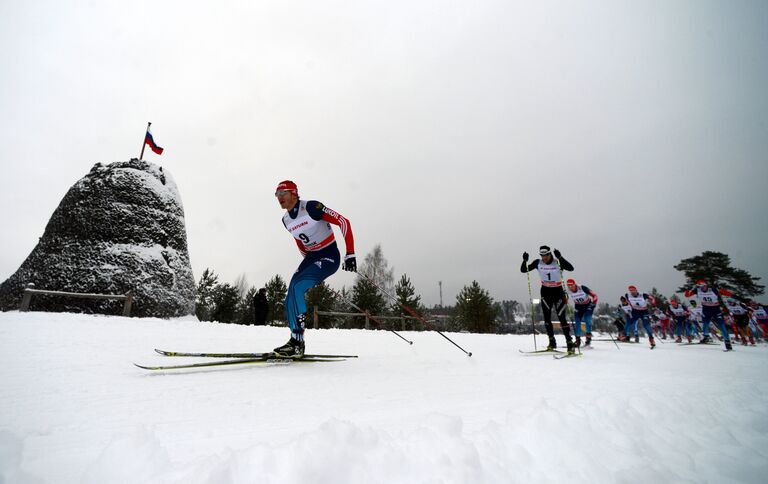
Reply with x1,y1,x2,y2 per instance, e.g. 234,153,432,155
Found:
521,246,575,353
273,180,356,356
684,280,733,350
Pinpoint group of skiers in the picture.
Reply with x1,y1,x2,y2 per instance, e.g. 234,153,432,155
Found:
270,179,765,358
521,246,767,355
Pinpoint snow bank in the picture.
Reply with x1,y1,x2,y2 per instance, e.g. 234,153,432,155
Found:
1,311,766,483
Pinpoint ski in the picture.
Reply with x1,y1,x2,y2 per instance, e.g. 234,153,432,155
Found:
519,348,563,355
154,349,358,359
677,342,720,346
135,355,345,371
553,353,583,360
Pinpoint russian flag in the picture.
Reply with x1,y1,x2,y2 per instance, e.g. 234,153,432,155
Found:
144,127,164,155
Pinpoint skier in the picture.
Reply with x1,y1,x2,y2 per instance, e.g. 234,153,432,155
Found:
749,300,768,339
617,296,636,342
726,298,755,346
688,299,704,338
654,308,671,339
521,246,575,353
273,180,356,356
623,285,657,349
253,288,269,326
565,279,598,348
683,280,733,350
667,299,690,343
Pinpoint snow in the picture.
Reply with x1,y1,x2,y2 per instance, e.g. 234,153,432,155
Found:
1,311,766,484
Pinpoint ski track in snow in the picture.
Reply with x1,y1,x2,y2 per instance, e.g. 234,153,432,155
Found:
1,312,767,484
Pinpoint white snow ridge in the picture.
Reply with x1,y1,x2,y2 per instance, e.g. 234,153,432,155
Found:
1,311,766,484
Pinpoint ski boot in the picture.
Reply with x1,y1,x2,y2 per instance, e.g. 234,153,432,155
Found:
566,339,576,355
584,333,592,347
687,335,693,343
272,337,305,357
724,341,733,351
634,335,639,343
675,336,682,343
749,337,756,346
699,335,712,344
649,337,656,349
574,336,582,348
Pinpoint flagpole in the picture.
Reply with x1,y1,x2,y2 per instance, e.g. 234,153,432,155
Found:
139,122,151,160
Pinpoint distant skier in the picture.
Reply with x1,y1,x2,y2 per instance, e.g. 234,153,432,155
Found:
725,298,754,346
667,299,690,343
654,308,671,339
618,296,637,342
565,279,598,348
521,246,575,353
683,280,733,350
274,180,356,356
688,299,704,337
749,300,768,338
623,285,657,349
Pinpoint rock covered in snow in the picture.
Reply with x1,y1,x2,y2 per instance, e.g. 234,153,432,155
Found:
0,159,196,317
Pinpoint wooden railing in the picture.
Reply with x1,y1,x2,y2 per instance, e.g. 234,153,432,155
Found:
19,284,134,317
312,307,426,330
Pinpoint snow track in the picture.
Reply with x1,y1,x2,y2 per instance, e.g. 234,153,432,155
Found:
1,312,766,483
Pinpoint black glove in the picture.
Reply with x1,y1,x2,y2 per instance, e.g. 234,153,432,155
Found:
343,254,357,272
553,249,561,259
522,252,529,262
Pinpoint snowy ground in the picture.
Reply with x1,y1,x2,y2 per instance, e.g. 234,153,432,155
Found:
1,312,766,484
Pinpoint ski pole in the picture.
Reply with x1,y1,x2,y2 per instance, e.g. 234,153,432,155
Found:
332,289,413,345
526,269,538,351
359,273,473,357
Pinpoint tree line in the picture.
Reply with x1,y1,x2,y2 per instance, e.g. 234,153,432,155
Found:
194,244,522,333
194,248,763,333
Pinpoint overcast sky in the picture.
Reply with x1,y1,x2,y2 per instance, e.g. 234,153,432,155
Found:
1,0,767,308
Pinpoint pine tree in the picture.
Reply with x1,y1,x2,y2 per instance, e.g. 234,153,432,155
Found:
392,274,422,317
351,276,387,328
455,281,498,333
195,268,219,321
264,274,288,324
237,286,259,325
674,251,764,298
211,283,240,323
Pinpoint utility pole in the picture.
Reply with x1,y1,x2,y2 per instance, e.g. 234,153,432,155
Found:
439,281,443,307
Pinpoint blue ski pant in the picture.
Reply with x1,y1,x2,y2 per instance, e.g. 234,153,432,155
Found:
626,311,653,339
573,306,594,337
673,316,687,337
624,314,637,336
285,247,340,337
702,311,730,342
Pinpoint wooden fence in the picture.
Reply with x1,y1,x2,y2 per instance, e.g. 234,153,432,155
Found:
20,284,134,317
312,306,425,330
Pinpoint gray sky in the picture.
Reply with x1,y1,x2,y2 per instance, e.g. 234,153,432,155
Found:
1,0,767,307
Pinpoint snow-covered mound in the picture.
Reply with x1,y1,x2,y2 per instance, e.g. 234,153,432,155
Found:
1,311,766,483
0,160,195,317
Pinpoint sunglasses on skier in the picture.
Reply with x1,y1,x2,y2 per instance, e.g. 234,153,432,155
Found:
275,190,293,197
